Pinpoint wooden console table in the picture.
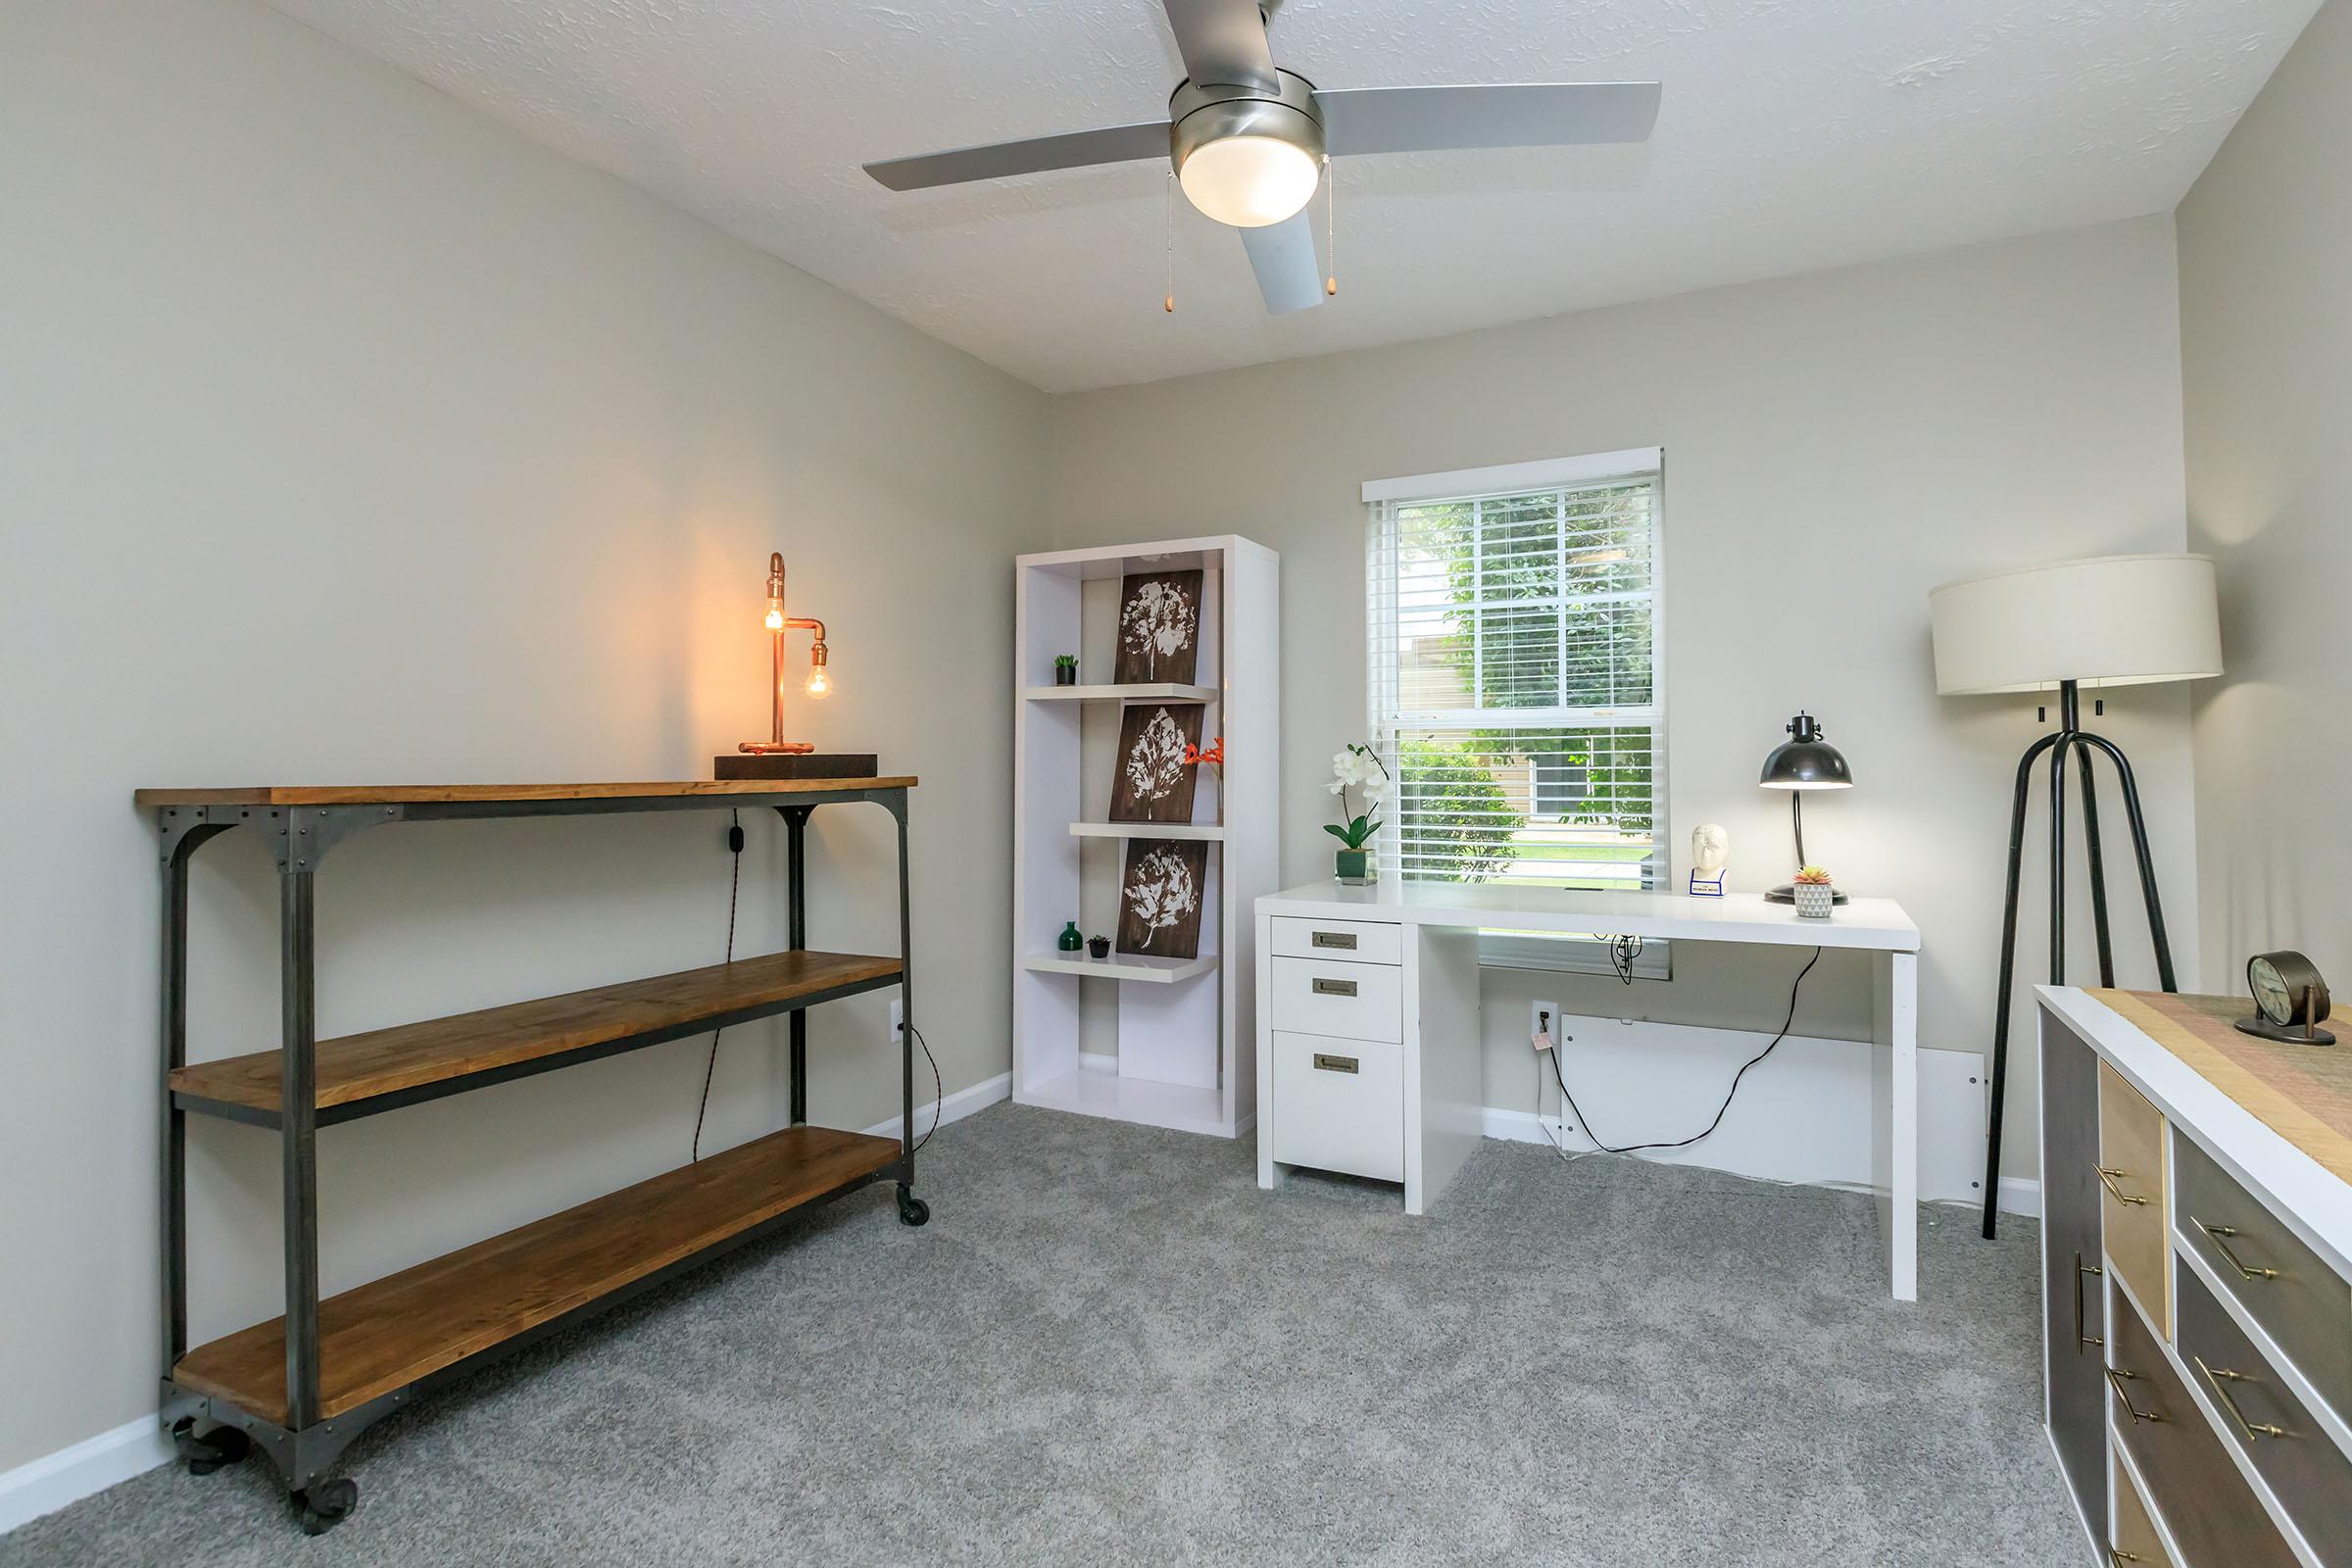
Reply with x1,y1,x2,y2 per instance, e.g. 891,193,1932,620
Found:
137,778,921,1534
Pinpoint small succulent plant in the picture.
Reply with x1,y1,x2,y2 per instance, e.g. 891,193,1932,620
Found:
1793,864,1834,885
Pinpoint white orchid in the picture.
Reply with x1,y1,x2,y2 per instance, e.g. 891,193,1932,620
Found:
1325,742,1392,851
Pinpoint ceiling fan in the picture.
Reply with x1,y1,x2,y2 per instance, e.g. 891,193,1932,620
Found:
862,0,1661,316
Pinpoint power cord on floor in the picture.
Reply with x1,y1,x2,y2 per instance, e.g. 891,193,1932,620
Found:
689,809,946,1163
908,1021,943,1154
691,810,746,1163
1544,945,1821,1157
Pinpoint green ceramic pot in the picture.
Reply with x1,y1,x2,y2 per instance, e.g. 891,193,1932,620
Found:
1335,848,1374,885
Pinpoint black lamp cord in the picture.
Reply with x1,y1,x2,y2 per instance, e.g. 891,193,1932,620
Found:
691,810,746,1164
1547,945,1822,1156
692,809,945,1162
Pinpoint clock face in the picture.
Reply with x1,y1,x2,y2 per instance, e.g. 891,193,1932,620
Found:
2250,956,2296,1026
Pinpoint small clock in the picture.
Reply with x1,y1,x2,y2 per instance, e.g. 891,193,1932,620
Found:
2235,951,2335,1046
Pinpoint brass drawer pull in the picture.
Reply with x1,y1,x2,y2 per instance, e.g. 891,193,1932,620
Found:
1309,930,1358,951
2111,1552,2142,1566
2096,1165,2150,1206
2193,1217,2279,1281
2194,1355,2288,1441
1310,977,1358,998
2105,1366,2165,1424
2074,1253,2105,1348
1311,1053,1358,1075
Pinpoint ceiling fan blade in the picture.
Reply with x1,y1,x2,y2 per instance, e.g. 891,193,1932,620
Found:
1160,0,1279,91
864,121,1170,192
1239,212,1323,316
1315,82,1662,158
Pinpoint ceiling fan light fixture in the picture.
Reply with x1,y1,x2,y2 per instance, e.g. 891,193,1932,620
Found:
1169,73,1324,228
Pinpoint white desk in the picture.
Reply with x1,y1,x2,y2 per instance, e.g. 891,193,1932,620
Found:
1252,881,1926,1300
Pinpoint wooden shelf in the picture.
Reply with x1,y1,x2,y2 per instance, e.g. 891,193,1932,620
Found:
171,1124,902,1424
1019,683,1216,704
1021,951,1218,984
171,950,902,1125
1067,821,1224,841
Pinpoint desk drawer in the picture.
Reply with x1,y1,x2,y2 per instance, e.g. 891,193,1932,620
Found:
1270,916,1401,965
2100,1061,2171,1332
2176,1132,2352,1432
2177,1257,2352,1564
2110,1446,2181,1568
1268,956,1401,1043
2107,1280,2300,1568
1270,1031,1402,1182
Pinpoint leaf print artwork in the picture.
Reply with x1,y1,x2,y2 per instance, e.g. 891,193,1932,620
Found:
1110,570,1203,684
1109,703,1203,822
1116,840,1208,958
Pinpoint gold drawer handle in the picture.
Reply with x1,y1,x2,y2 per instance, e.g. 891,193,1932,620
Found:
2096,1166,2150,1206
1311,977,1358,998
2195,1355,2288,1441
1311,1053,1358,1075
2105,1366,2165,1424
2193,1218,2279,1281
2074,1253,2105,1348
1309,930,1357,950
2111,1553,2142,1566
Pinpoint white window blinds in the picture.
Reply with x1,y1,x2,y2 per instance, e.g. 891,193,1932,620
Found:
1367,455,1665,892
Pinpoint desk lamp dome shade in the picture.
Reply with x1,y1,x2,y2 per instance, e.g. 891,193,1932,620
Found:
1929,553,2222,695
1760,712,1852,790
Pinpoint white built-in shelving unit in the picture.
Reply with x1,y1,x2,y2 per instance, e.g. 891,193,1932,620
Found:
1013,536,1279,1138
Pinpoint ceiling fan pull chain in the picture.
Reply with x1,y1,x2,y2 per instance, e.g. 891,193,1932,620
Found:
1164,172,1176,314
1325,156,1338,297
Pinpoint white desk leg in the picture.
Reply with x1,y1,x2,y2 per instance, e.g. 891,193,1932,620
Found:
1873,951,1920,1301
1407,927,1482,1217
1256,910,1284,1190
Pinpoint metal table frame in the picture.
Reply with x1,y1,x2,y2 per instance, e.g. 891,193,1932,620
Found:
154,784,917,1524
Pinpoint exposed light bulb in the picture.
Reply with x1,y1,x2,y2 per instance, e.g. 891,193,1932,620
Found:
805,666,831,699
764,600,785,631
1178,134,1320,228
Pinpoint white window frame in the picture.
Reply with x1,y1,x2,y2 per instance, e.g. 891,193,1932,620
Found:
1363,448,1671,979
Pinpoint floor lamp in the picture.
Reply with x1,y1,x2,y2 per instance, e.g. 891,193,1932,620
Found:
1929,555,2223,1239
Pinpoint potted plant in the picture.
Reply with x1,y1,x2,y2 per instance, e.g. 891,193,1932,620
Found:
1053,654,1079,687
1087,934,1110,959
1325,743,1389,884
1792,864,1836,918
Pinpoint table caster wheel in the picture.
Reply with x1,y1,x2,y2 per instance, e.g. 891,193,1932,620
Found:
296,1478,359,1536
171,1417,250,1476
897,1190,929,1227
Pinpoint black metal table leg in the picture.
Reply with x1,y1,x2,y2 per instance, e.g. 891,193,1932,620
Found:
781,806,812,1126
279,866,322,1439
892,799,925,1227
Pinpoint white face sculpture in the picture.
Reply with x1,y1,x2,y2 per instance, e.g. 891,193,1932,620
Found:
1690,822,1730,876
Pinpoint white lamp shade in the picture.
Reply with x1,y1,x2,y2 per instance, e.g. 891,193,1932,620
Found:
1929,553,2222,696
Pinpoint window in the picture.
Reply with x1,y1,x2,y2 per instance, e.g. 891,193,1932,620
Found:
1365,449,1668,975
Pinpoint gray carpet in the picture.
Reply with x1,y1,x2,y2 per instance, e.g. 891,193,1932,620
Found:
6,1103,2082,1566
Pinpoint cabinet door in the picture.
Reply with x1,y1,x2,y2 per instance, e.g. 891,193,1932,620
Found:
2042,1007,2109,1537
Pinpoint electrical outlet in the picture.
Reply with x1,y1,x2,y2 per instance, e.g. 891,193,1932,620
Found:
889,998,905,1045
1530,999,1559,1050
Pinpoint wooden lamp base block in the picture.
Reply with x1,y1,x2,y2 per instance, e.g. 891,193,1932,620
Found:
712,753,880,781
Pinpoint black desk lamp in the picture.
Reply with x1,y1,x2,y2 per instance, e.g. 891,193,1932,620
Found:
1760,711,1851,905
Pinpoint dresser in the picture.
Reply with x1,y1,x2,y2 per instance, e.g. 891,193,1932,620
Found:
2039,986,2352,1567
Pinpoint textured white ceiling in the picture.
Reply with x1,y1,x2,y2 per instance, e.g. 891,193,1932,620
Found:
260,0,2319,393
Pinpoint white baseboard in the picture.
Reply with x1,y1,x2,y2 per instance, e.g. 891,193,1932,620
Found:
860,1069,1012,1142
0,1073,1015,1542
0,1414,174,1537
1997,1175,2041,1218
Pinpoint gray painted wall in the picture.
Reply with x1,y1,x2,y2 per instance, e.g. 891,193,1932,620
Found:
1044,218,2203,1159
2180,0,2352,987
0,0,1048,1473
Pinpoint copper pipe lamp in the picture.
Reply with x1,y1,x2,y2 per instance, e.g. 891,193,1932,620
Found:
715,553,875,781
741,552,830,756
